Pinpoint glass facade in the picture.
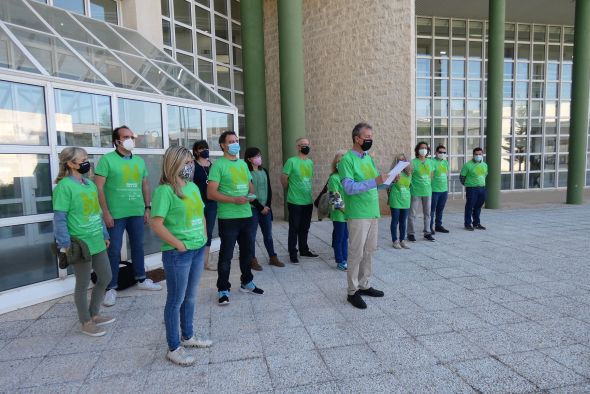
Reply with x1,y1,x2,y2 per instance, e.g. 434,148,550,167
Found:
32,0,119,24
0,0,236,293
416,16,590,191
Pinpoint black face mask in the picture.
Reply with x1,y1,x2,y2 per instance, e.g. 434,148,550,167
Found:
77,161,91,174
359,139,373,151
199,149,210,159
300,146,310,155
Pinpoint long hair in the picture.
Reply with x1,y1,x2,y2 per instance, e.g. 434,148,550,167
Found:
392,153,412,175
160,146,192,198
244,146,261,171
331,149,347,174
414,141,430,157
54,147,87,184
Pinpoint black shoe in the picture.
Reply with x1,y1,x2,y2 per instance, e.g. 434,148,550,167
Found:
347,292,367,309
407,234,416,242
218,295,230,305
300,251,319,257
435,226,449,233
474,224,486,230
424,233,435,241
465,225,474,231
358,287,384,297
290,255,299,264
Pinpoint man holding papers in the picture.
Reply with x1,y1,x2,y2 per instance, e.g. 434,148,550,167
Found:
338,122,389,309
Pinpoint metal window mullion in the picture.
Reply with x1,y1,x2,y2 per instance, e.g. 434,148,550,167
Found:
0,213,54,229
0,22,49,76
162,100,170,149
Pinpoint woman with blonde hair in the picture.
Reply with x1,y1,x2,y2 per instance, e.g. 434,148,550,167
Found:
150,146,212,366
53,147,114,337
388,153,412,249
328,149,349,271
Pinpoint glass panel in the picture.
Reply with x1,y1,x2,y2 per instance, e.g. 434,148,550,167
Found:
562,63,572,81
563,45,573,61
417,38,432,56
451,60,464,77
530,137,542,153
469,41,482,58
29,1,100,45
548,26,561,43
173,0,191,25
517,43,530,59
162,19,171,46
177,52,194,72
196,0,209,7
55,89,112,147
467,119,480,135
451,139,465,155
9,26,106,84
544,171,555,187
234,92,243,113
161,0,169,16
416,119,431,136
233,46,242,68
561,82,571,99
72,14,141,55
232,22,241,46
109,25,173,63
547,45,560,62
468,60,482,78
545,137,557,153
417,17,432,36
215,15,228,40
174,23,192,52
518,24,530,41
516,62,528,79
434,59,448,77
434,19,449,36
547,63,559,80
197,58,213,84
231,0,240,21
468,21,482,39
416,99,430,117
90,0,118,24
503,81,512,98
504,43,514,60
450,80,464,97
0,0,51,33
514,173,525,189
532,63,544,80
435,39,449,56
67,41,155,92
451,118,464,136
467,100,480,117
234,69,242,91
197,33,212,58
468,80,481,98
515,82,528,98
531,82,543,98
514,118,527,136
546,119,557,134
206,111,233,151
214,0,227,14
451,40,465,58
195,5,211,32
0,81,47,146
563,27,574,44
450,100,464,116
433,99,448,117
54,0,84,14
216,40,230,64
433,79,448,96
530,118,542,135
0,221,57,292
417,79,430,97
532,44,544,61
0,28,39,73
546,82,558,99
452,20,466,38
433,118,448,136
167,105,201,147
217,64,230,88
533,25,546,42
505,23,515,41
118,98,162,149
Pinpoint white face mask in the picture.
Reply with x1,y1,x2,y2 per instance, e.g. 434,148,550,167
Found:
418,148,428,157
437,153,447,160
474,154,483,162
121,138,135,151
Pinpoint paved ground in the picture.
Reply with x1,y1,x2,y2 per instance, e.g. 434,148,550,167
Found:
1,205,590,393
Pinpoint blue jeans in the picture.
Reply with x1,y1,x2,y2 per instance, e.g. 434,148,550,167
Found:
465,186,486,226
430,191,449,229
162,247,205,351
252,208,276,258
204,201,217,247
332,221,348,264
390,208,409,242
106,216,145,289
217,217,255,292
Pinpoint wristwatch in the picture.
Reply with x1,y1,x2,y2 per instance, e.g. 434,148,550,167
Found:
145,206,151,210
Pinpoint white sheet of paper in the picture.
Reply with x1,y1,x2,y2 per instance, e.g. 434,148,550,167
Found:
384,161,410,185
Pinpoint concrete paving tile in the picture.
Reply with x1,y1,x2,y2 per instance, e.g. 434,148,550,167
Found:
430,308,491,331
23,352,100,387
79,373,146,394
548,382,590,393
255,308,303,331
17,382,83,393
499,350,587,390
273,381,341,394
260,326,315,356
416,332,487,363
336,301,389,321
503,299,559,321
48,329,115,356
40,303,78,319
0,319,34,340
474,287,527,303
115,307,163,328
104,325,162,349
0,357,43,391
449,276,496,290
538,317,590,345
450,357,537,393
466,303,530,326
347,316,409,343
459,327,535,355
307,322,365,349
392,311,453,336
208,357,272,392
266,350,333,389
210,314,258,339
368,337,438,372
0,335,62,361
337,372,403,394
296,306,346,327
393,364,476,393
541,344,590,378
320,344,386,379
142,365,208,394
0,301,57,323
209,331,262,364
19,317,77,337
88,346,155,380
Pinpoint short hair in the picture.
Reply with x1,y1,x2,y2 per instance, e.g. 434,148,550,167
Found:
330,149,347,173
244,146,261,171
435,144,446,152
112,125,130,144
218,130,237,145
352,122,372,142
192,139,209,153
296,137,309,145
414,141,430,157
473,147,483,154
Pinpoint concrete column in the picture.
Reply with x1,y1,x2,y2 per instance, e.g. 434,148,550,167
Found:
120,0,164,48
485,0,505,209
241,0,269,161
566,0,590,204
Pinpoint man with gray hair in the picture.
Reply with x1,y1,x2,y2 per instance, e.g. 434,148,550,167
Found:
338,122,388,309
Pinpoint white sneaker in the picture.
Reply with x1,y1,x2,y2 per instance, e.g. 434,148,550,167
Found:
102,289,117,307
137,278,162,291
166,346,195,366
181,336,213,348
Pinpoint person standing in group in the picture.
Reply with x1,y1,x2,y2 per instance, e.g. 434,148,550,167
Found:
208,131,264,306
244,147,284,270
96,126,161,308
407,141,435,242
53,147,114,337
150,146,213,366
461,147,489,231
388,154,412,250
328,150,348,271
430,145,450,234
281,138,318,264
192,140,217,271
339,123,387,309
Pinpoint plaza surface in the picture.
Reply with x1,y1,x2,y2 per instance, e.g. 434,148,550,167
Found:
1,204,589,393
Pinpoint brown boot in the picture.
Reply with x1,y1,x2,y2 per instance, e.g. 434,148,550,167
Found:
251,257,263,271
269,255,285,267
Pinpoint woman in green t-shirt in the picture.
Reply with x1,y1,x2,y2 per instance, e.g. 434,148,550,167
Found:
150,146,212,366
388,154,412,250
52,147,114,338
328,150,348,271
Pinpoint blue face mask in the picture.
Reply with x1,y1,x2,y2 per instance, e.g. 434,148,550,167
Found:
227,142,240,156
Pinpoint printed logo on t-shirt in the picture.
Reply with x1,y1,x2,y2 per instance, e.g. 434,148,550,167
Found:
418,162,430,178
360,161,377,180
228,165,249,193
182,190,204,228
122,163,142,188
81,192,100,218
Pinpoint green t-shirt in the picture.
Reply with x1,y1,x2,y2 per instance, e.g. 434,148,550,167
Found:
251,169,268,206
338,150,380,219
151,182,207,251
208,157,253,219
282,156,313,205
95,151,148,219
460,160,488,187
53,177,106,255
389,172,411,209
327,172,346,222
431,159,449,193
410,158,433,197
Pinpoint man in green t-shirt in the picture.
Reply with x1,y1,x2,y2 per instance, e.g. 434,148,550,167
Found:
208,130,264,306
408,141,435,242
430,144,450,234
95,126,161,307
338,122,388,309
281,137,317,263
460,147,489,231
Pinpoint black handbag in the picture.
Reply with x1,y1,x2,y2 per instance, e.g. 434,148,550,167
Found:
91,261,137,290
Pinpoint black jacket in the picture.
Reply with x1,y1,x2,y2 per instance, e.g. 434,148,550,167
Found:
250,167,272,212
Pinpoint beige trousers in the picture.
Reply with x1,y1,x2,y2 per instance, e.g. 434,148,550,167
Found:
346,218,379,295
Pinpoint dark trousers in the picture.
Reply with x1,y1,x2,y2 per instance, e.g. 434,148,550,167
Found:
204,201,217,247
287,203,313,257
464,187,486,226
106,216,145,289
331,221,348,264
217,217,255,292
430,191,449,230
252,208,276,258
390,208,409,242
